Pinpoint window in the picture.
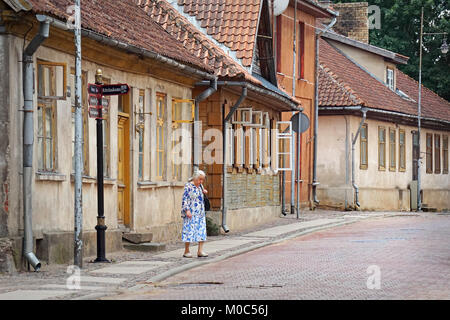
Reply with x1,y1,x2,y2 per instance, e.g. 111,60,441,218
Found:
378,127,386,170
426,133,433,173
36,60,65,172
389,128,396,171
276,121,293,171
37,60,67,100
443,135,448,174
434,134,441,174
137,90,145,180
399,129,406,171
172,99,182,181
262,113,270,168
360,124,368,169
298,21,305,79
225,123,234,166
156,93,167,180
37,102,56,171
386,68,394,90
70,69,89,175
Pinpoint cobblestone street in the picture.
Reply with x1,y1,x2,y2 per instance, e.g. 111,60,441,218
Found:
107,213,450,300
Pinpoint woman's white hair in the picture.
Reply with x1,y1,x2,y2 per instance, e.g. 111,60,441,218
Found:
189,170,206,182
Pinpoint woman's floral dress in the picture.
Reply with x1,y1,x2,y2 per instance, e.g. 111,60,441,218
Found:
181,182,207,243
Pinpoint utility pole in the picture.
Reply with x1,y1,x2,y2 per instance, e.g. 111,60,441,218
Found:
296,112,302,219
93,69,109,263
73,0,83,268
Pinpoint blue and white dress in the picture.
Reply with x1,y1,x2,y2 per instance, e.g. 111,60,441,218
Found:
181,182,207,243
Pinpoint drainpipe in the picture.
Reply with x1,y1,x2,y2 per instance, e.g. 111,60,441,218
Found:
193,78,218,173
351,107,368,208
290,0,297,216
22,15,50,271
222,86,247,233
312,16,338,206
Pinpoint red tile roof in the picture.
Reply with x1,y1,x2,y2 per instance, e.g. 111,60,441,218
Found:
177,0,261,67
319,38,450,123
26,0,212,72
396,71,450,122
136,0,251,79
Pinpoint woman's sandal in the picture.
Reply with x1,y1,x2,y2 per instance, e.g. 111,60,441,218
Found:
197,252,209,258
183,253,193,258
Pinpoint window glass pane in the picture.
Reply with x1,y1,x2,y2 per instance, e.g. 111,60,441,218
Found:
45,107,52,138
37,107,43,136
38,137,44,170
46,138,52,170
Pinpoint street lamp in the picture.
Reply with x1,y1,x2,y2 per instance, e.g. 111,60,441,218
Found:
417,7,448,212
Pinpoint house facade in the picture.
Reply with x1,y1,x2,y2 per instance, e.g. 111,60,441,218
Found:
316,3,450,212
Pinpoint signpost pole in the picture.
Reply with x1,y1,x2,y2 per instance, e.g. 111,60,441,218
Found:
73,0,83,268
94,69,109,263
296,112,302,219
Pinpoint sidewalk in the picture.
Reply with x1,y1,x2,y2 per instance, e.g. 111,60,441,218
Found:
0,210,415,300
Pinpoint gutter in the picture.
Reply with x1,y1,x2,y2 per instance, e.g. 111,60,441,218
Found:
312,16,338,206
22,14,50,271
351,107,368,208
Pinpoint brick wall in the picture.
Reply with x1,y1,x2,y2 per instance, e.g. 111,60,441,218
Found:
332,2,369,44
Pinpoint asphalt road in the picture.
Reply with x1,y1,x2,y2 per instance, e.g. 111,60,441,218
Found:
107,214,450,300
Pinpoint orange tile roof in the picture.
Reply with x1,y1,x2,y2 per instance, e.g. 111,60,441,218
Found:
319,38,450,123
136,0,251,79
26,0,213,72
177,0,261,67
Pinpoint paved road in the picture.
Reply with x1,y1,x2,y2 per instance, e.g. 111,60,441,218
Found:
108,214,450,299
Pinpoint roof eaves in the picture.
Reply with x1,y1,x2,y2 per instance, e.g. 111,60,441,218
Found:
298,0,338,18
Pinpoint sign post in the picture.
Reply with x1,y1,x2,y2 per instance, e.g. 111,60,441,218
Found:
89,71,129,263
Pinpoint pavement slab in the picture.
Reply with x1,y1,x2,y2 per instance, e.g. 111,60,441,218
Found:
90,261,170,275
0,289,72,300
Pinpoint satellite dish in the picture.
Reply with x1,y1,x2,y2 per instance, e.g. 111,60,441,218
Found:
273,0,289,16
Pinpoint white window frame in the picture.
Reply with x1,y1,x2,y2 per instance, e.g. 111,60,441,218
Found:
232,107,252,125
275,121,293,171
387,68,394,90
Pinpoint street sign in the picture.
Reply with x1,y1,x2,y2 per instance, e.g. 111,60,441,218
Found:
89,107,101,119
101,84,130,96
89,94,101,107
88,84,102,95
290,113,310,134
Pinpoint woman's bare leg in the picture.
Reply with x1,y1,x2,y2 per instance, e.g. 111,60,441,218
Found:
197,241,204,254
184,242,190,254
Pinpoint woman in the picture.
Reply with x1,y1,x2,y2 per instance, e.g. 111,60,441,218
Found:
181,170,209,258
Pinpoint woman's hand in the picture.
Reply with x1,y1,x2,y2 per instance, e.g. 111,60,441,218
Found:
202,189,208,195
186,210,192,219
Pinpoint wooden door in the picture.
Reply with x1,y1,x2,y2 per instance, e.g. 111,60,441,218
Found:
117,94,131,226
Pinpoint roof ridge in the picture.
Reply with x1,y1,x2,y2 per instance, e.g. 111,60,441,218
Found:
319,64,365,106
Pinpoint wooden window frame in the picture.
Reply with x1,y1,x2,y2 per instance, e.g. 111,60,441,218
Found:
399,129,406,172
37,101,56,172
171,98,183,181
156,93,167,180
137,89,146,181
426,133,433,174
443,135,448,174
378,126,386,171
434,134,441,174
37,60,67,100
389,127,396,171
360,123,368,170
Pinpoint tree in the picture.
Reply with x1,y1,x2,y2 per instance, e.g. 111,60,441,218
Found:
337,0,450,101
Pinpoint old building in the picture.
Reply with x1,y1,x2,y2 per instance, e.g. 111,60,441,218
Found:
316,3,450,211
0,0,302,269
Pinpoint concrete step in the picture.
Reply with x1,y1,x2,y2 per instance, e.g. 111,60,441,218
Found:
122,232,153,244
122,242,166,252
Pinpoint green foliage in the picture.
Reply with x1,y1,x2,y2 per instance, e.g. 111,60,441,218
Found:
336,0,450,101
206,216,220,236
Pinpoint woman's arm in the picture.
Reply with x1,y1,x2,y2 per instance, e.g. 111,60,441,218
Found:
182,184,193,218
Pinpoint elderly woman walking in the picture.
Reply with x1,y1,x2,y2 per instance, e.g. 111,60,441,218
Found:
181,170,209,258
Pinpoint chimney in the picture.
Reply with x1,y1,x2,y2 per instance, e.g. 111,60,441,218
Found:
331,2,369,43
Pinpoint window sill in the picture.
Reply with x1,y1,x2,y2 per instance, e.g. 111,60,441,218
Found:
137,181,185,189
70,174,96,184
35,172,66,182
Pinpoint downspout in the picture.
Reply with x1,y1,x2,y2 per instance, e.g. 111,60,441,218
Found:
22,15,50,271
193,78,218,173
312,16,337,206
351,107,368,208
290,0,297,215
222,86,247,233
